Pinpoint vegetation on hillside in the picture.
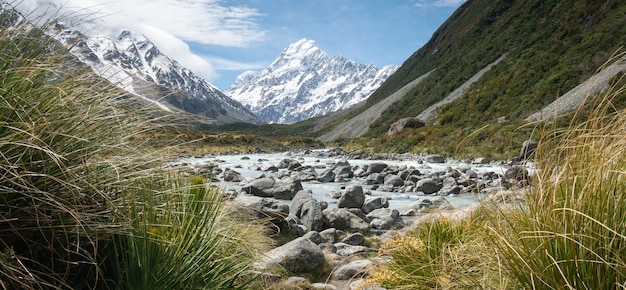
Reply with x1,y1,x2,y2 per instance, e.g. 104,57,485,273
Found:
359,75,626,289
0,9,270,289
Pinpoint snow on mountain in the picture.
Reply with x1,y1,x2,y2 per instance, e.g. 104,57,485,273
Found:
51,25,263,125
226,38,399,124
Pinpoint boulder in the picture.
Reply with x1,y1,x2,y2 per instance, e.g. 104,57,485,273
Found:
383,174,404,187
241,177,275,197
367,208,404,230
415,178,443,194
334,242,372,256
338,185,366,208
319,228,337,244
361,196,389,214
255,237,324,272
363,173,385,185
322,208,369,231
222,168,242,182
233,195,289,219
340,232,364,246
272,177,303,200
332,259,374,280
290,190,324,232
366,162,388,175
387,117,424,135
317,168,336,182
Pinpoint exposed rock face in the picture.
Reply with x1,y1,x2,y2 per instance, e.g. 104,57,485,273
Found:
290,190,324,232
255,237,325,272
387,117,425,135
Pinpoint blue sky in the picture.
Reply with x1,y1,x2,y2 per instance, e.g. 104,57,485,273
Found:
16,0,465,90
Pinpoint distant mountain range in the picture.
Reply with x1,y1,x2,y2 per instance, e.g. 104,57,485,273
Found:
226,39,398,124
51,27,263,125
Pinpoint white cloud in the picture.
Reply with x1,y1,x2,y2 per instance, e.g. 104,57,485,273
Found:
12,0,267,81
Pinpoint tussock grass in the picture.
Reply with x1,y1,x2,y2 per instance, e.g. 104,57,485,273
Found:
0,6,270,289
361,54,626,289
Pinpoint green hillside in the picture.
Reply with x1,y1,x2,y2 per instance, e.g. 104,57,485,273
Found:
314,0,626,157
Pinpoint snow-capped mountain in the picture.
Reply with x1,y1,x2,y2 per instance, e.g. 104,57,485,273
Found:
51,26,263,125
226,38,399,124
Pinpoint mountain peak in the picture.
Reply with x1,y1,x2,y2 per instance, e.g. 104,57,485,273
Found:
227,40,398,124
283,38,320,56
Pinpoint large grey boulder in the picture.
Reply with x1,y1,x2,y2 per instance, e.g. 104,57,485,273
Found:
290,190,324,232
383,174,404,187
322,208,369,231
332,259,374,280
241,176,276,197
333,242,372,256
272,177,303,200
366,208,404,230
415,177,443,194
255,237,324,272
425,154,446,163
361,196,389,214
317,168,336,182
387,117,424,135
233,195,289,219
363,173,385,185
366,162,388,175
222,168,242,182
338,185,366,208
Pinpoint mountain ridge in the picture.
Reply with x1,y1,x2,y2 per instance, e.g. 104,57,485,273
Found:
226,38,398,124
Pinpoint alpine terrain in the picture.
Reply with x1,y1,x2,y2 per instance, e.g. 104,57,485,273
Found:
226,38,398,124
52,25,263,125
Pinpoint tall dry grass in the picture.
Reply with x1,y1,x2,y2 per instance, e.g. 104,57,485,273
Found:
0,5,270,289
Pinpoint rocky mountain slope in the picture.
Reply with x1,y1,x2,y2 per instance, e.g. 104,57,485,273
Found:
226,39,398,124
51,27,263,125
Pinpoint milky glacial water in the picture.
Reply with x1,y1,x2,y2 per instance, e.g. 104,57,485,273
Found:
177,150,529,212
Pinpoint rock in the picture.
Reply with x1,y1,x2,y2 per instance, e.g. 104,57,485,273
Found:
222,168,242,182
255,237,325,272
415,178,443,194
333,165,353,178
334,242,372,256
340,232,364,246
278,158,301,169
338,185,366,208
285,276,309,285
317,168,336,182
290,190,324,232
332,259,374,280
438,185,462,196
366,208,404,230
400,197,452,216
361,196,389,214
272,177,303,200
383,174,404,187
387,117,425,135
319,228,337,244
363,173,385,185
241,177,276,197
322,208,369,231
519,139,538,160
505,166,529,182
425,154,446,163
303,231,324,244
234,195,289,219
350,279,387,290
366,162,388,174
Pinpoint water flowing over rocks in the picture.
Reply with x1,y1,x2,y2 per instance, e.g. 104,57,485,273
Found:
173,148,533,287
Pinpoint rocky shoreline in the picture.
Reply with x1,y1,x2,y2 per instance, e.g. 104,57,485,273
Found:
173,147,534,289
